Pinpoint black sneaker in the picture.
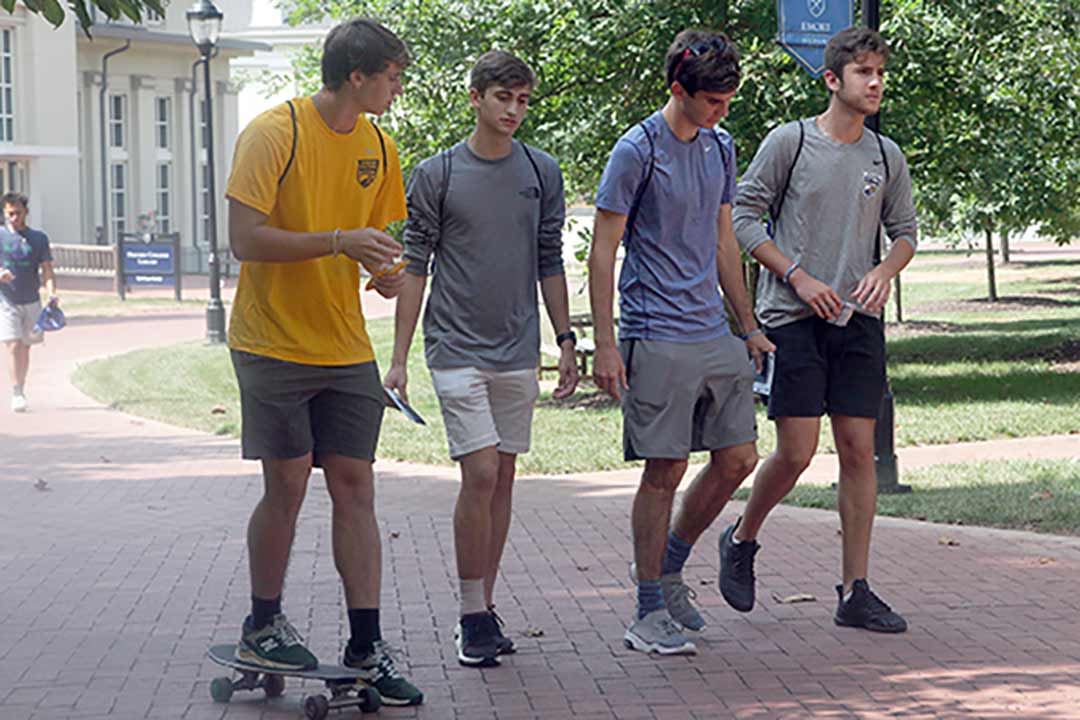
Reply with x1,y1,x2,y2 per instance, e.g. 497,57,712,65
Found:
718,520,759,612
489,606,516,655
455,612,500,668
834,579,908,633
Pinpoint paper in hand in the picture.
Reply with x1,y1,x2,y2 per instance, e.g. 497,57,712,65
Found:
383,386,426,425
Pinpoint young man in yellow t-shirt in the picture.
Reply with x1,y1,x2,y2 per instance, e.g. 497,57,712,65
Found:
224,17,421,706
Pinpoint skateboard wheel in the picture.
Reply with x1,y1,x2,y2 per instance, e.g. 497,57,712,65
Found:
359,686,381,713
304,694,330,720
263,673,285,698
210,676,234,703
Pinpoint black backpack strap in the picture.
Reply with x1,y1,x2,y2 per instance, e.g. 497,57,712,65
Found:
277,100,298,186
519,141,545,200
372,121,388,176
769,119,805,229
870,130,890,265
438,147,453,229
624,121,657,242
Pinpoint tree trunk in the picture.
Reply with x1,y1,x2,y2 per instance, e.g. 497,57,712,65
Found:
1001,228,1010,263
984,222,998,302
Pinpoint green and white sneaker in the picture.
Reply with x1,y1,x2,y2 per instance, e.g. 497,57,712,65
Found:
344,640,424,706
235,614,318,670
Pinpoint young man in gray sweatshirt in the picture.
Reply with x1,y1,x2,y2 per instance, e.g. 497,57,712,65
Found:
385,50,578,668
728,27,918,633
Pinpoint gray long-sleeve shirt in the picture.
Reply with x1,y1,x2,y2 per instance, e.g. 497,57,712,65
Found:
402,140,566,370
733,119,918,328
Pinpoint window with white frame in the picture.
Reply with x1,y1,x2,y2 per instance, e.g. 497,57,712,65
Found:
109,94,127,149
155,96,171,150
0,28,14,142
0,160,26,195
156,162,171,233
111,162,127,240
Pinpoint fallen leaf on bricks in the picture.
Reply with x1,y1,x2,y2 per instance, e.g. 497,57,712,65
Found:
211,405,227,415
100,455,111,463
33,478,49,491
771,593,816,604
938,536,960,547
1038,557,1055,565
524,627,544,637
1030,489,1054,501
576,565,589,572
388,531,400,539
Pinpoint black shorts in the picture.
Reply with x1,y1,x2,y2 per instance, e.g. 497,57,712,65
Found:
231,350,385,464
765,314,886,419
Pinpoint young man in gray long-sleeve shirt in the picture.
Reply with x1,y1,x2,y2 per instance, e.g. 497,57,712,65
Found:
385,50,578,668
725,28,918,633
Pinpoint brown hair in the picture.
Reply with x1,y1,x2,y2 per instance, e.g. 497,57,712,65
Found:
665,29,740,96
1,192,28,209
321,18,410,91
470,50,536,95
824,27,890,80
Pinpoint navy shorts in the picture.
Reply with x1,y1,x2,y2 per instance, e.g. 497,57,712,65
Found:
765,313,886,420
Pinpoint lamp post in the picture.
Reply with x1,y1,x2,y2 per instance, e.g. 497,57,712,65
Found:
187,0,226,344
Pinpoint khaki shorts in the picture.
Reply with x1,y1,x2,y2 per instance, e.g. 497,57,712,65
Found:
230,350,384,465
429,366,539,460
620,335,757,461
0,298,43,345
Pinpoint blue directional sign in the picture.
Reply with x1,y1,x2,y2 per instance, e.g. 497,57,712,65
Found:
778,0,853,78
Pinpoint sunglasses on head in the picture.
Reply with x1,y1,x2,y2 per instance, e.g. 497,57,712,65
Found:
672,37,730,83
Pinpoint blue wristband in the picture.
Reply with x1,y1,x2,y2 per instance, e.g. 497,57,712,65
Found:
740,328,764,341
783,262,801,284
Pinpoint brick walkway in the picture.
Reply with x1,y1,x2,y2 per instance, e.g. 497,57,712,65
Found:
2,309,1079,720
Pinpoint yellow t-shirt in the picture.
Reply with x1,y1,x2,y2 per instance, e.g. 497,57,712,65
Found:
225,97,406,365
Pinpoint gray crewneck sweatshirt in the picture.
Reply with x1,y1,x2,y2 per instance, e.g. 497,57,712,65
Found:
733,119,918,328
402,140,566,370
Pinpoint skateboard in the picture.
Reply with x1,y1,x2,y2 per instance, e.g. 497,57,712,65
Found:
207,644,380,718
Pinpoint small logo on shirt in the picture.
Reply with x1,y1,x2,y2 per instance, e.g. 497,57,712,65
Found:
862,170,884,198
519,186,541,200
356,159,380,188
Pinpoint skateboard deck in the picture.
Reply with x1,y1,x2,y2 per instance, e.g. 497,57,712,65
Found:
207,644,380,718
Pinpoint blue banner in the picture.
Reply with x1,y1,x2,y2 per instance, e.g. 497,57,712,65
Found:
123,244,175,274
778,0,853,78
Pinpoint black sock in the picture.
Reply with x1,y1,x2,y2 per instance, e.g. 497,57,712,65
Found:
251,595,281,630
348,608,381,656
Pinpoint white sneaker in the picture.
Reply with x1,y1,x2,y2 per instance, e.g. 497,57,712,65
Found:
11,393,26,412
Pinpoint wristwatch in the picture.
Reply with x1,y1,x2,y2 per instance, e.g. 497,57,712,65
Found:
556,330,577,347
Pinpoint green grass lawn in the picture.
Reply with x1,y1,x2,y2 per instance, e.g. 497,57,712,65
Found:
734,458,1080,536
72,252,1080,476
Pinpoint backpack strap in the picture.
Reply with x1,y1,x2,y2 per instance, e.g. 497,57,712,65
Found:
372,121,388,179
870,129,890,265
768,119,805,233
277,100,298,186
624,121,657,242
438,146,453,230
519,141,545,200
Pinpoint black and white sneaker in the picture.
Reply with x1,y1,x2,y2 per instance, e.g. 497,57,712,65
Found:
834,579,908,633
455,612,500,667
488,606,516,655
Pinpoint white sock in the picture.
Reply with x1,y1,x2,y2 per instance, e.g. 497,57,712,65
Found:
459,578,486,617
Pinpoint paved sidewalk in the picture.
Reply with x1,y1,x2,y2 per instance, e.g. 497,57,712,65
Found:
2,309,1080,719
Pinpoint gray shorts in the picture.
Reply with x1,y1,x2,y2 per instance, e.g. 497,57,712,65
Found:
0,298,43,345
619,336,757,461
230,350,385,465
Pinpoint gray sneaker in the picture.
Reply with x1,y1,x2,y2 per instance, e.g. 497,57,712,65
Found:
623,609,697,655
629,563,705,632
